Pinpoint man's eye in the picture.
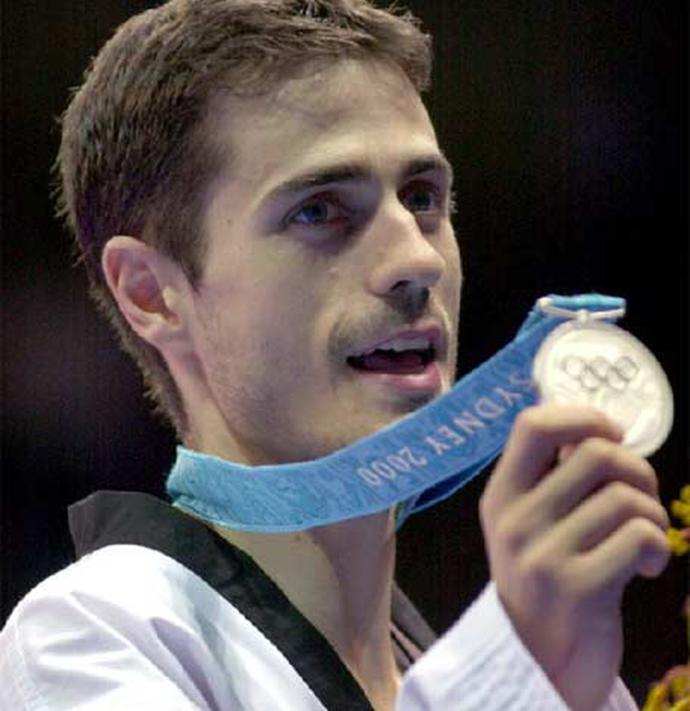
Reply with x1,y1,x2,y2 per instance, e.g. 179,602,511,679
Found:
287,197,346,227
401,184,441,214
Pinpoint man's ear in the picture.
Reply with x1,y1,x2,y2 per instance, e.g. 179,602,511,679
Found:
101,235,192,354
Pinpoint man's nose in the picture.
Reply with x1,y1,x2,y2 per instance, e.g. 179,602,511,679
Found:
366,198,446,299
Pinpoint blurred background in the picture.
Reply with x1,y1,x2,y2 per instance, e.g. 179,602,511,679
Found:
2,0,687,703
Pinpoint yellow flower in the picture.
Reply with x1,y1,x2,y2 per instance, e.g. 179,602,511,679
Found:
667,528,690,556
671,500,690,527
680,485,690,504
642,683,668,711
670,671,690,700
646,486,690,710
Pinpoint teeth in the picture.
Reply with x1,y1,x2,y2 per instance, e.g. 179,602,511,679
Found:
361,336,431,356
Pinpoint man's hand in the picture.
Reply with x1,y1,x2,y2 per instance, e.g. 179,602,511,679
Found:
480,405,671,711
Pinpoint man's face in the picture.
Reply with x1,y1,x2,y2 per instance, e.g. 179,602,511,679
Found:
187,59,462,464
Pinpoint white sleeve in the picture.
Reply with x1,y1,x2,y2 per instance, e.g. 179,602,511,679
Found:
397,582,638,711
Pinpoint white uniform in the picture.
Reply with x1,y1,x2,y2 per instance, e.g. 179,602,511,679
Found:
0,492,637,710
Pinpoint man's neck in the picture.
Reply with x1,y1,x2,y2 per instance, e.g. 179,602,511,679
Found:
211,509,401,711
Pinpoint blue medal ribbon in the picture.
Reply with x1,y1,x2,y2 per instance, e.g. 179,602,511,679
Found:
166,294,624,532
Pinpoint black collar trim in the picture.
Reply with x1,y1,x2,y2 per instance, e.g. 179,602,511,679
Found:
68,491,434,710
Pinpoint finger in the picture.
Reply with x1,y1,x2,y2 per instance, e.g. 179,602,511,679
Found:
573,518,671,594
526,438,660,526
557,443,577,463
537,481,669,557
487,405,623,507
486,445,661,555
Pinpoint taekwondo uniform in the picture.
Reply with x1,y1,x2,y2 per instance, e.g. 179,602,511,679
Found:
0,492,636,710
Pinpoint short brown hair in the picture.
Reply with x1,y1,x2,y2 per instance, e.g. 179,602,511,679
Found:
55,0,432,435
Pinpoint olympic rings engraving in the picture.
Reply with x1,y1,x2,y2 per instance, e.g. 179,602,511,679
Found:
560,355,639,393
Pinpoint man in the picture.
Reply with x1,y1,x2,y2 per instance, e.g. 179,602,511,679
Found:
0,1,670,709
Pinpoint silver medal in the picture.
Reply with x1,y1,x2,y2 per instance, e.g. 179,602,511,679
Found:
533,301,674,456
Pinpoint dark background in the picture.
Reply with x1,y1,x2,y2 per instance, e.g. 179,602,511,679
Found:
1,0,687,704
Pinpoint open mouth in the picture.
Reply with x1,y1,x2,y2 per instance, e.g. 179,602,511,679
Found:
346,337,437,375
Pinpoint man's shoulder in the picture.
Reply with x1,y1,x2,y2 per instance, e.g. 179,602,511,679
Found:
0,545,225,709
4,544,202,637
0,543,329,711
27,543,187,595
3,489,240,643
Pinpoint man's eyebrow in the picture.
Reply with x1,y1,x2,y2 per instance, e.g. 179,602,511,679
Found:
404,154,454,184
265,165,369,201
263,153,454,203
